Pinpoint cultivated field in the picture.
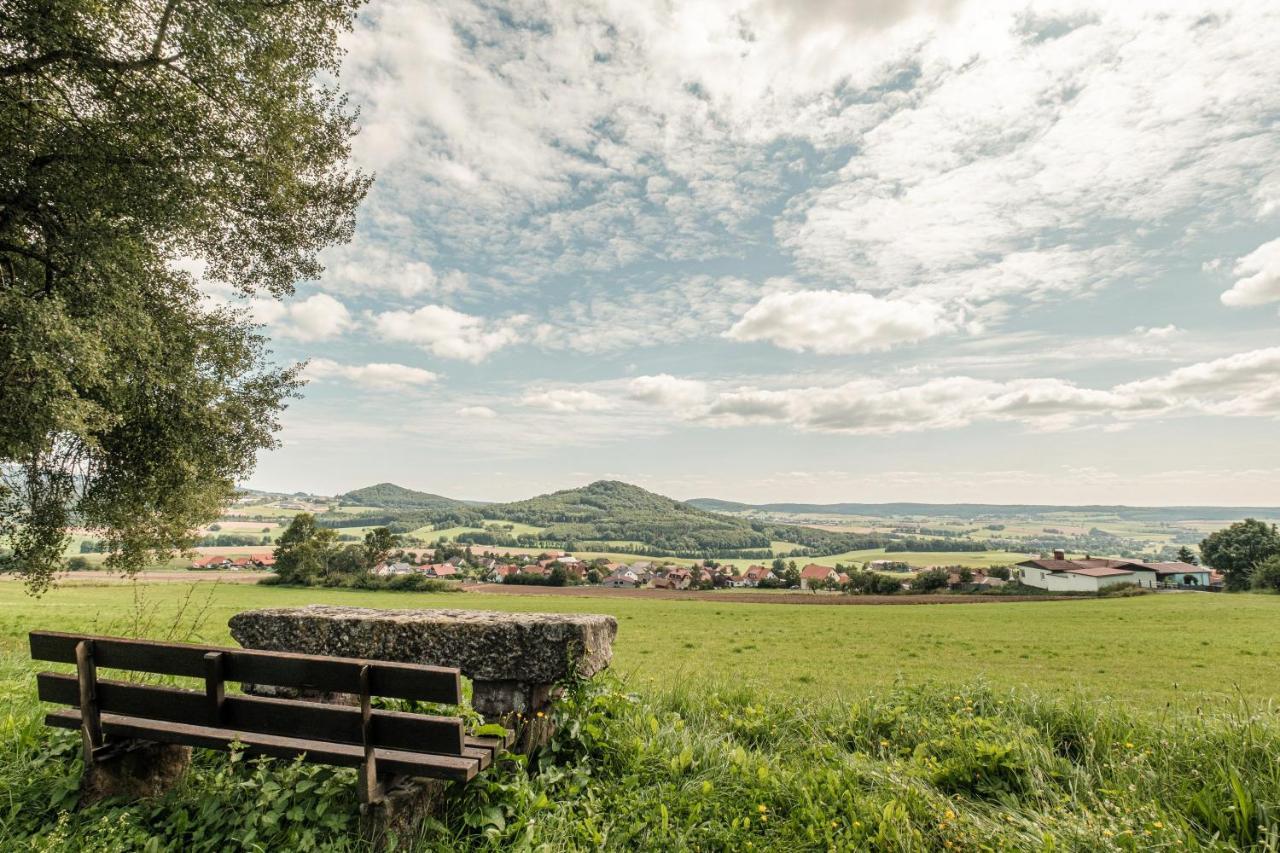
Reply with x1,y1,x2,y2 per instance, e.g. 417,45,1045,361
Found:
4,583,1277,708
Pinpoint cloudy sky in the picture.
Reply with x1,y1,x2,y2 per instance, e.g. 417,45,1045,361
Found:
234,0,1280,505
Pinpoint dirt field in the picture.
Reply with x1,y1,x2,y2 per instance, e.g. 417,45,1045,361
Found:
461,583,1073,606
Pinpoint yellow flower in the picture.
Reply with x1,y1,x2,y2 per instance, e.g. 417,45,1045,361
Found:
536,711,545,718
1153,821,1163,829
830,821,838,829
1124,742,1134,749
945,809,956,820
758,804,768,813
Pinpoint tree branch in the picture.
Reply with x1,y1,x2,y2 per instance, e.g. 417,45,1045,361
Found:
0,49,182,79
151,0,181,59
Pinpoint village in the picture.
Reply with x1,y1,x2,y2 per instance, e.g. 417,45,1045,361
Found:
188,547,1221,595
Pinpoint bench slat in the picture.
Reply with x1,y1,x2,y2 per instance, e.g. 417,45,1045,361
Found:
45,710,480,782
30,632,460,704
38,673,466,757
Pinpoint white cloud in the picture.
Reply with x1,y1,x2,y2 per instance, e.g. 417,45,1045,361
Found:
627,375,709,409
304,358,438,391
1221,238,1280,307
319,243,468,299
726,289,953,353
457,405,497,418
247,293,355,341
374,305,526,362
618,346,1280,435
520,389,616,413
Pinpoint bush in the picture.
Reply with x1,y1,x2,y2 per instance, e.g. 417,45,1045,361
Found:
1252,555,1280,593
912,568,950,592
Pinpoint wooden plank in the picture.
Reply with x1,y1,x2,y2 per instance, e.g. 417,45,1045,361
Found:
45,710,480,783
74,640,102,763
30,631,461,704
38,673,466,756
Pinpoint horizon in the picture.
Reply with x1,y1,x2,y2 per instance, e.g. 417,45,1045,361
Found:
246,477,1280,512
226,1,1280,505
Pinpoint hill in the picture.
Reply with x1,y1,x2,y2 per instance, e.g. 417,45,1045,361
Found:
685,499,1280,523
335,482,471,511
485,480,778,554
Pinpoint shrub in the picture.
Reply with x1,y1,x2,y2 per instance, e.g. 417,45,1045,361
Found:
912,568,950,592
1252,555,1280,593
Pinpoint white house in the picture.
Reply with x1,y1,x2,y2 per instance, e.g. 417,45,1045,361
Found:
1017,551,1158,592
1143,562,1213,588
601,569,639,588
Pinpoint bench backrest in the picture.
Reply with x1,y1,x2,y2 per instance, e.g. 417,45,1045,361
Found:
30,631,467,757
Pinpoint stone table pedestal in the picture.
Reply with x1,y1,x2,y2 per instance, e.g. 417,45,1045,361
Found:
228,605,617,754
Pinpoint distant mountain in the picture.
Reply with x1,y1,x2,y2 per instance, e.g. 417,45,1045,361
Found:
336,482,471,511
685,499,1280,523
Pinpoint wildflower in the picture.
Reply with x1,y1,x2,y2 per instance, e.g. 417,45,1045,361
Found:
945,809,956,820
536,711,545,718
1152,821,1163,829
758,804,768,814
830,821,838,829
1124,742,1134,749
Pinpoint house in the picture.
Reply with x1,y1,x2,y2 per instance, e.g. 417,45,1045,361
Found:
654,569,692,590
490,564,520,581
1142,562,1213,588
799,563,838,590
418,563,458,578
376,561,413,575
248,553,276,568
191,555,231,569
602,569,639,588
742,565,774,587
1017,551,1159,592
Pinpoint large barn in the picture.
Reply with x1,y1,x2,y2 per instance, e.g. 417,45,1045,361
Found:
1018,551,1210,592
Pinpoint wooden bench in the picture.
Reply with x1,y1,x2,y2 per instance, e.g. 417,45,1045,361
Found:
30,630,513,806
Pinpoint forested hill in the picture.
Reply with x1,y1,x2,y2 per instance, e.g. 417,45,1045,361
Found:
686,499,1280,523
335,482,472,511
485,480,777,553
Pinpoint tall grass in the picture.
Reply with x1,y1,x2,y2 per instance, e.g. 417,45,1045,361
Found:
3,658,1279,851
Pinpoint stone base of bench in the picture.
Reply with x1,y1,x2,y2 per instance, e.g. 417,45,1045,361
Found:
78,740,191,808
360,777,448,851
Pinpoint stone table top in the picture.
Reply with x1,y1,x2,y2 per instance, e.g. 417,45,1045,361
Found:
228,605,617,684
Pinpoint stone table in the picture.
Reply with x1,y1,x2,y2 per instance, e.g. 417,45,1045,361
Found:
228,605,617,753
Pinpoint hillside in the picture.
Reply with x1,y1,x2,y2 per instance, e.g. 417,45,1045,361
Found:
485,480,778,554
335,482,471,511
686,499,1280,523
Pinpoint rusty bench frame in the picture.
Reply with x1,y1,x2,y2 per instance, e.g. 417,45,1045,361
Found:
30,630,512,806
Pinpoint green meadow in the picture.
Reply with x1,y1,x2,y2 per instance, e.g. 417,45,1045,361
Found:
4,582,1280,849
4,583,1277,708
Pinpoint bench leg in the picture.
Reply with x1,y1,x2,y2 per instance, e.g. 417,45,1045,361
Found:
359,776,448,851
78,740,192,808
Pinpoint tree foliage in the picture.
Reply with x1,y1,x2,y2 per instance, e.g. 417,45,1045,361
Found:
0,0,368,592
1252,555,1280,594
1200,519,1280,591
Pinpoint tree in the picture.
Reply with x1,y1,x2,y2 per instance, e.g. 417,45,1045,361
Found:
361,527,401,571
1175,546,1198,565
913,568,950,593
273,513,337,585
1200,519,1280,591
987,565,1012,580
782,562,801,588
0,0,369,593
957,567,974,584
1252,555,1280,594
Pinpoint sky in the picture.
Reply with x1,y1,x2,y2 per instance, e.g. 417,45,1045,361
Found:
221,0,1280,506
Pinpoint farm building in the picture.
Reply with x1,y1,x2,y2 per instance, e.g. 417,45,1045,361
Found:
742,565,775,587
800,563,838,589
1017,551,1161,592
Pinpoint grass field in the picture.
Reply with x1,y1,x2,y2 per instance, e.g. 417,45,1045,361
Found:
4,583,1278,709
4,582,1280,849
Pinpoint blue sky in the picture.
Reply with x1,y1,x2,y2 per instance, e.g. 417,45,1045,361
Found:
210,0,1279,505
